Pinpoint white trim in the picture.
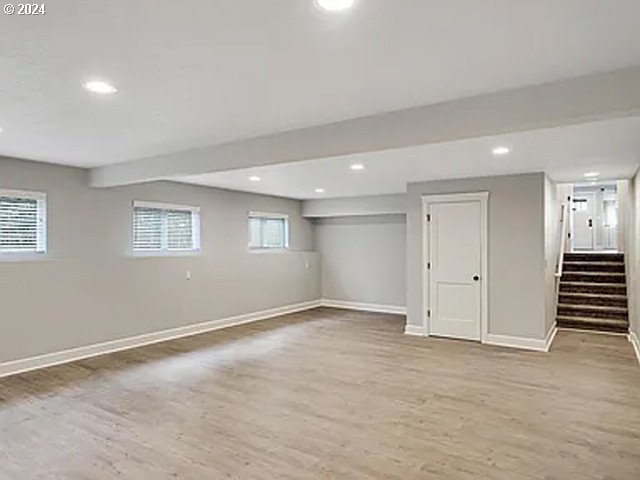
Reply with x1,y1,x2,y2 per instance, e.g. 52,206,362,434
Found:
404,324,427,336
629,330,640,364
557,327,627,337
248,248,290,254
484,334,546,351
544,322,558,351
248,211,290,220
485,323,557,352
0,188,47,255
0,188,46,202
132,200,201,254
421,191,489,343
131,249,201,258
321,299,406,315
407,322,558,351
248,212,290,250
0,300,321,379
133,200,200,213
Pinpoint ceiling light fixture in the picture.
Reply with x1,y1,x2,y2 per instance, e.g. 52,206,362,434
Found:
584,172,600,178
84,80,118,95
315,188,325,193
350,164,365,171
249,176,261,182
492,146,510,156
316,0,355,12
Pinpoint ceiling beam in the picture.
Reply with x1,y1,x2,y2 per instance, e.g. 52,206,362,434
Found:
90,66,640,188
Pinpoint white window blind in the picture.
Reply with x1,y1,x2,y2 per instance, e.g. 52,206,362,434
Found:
0,189,47,254
248,212,289,249
133,201,200,252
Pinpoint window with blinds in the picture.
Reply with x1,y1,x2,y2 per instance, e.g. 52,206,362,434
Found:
133,201,200,253
0,189,47,254
248,212,289,250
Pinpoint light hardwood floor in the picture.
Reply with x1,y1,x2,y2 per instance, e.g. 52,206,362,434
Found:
1,308,639,479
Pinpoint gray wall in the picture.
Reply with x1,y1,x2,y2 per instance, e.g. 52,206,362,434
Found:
544,176,558,336
628,172,640,340
406,173,547,339
314,215,406,307
617,180,629,253
0,157,320,364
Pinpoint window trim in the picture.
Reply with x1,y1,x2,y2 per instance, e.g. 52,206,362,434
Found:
132,200,201,256
248,211,290,251
0,188,47,257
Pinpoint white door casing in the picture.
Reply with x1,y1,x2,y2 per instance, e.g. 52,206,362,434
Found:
422,192,488,342
572,193,595,250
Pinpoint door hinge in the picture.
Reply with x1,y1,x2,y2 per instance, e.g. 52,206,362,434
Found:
426,214,431,222
427,310,431,318
427,262,431,270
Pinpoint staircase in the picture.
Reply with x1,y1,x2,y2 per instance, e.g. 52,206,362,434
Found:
557,252,629,333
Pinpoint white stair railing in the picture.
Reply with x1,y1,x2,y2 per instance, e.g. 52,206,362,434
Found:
554,203,570,313
555,203,569,279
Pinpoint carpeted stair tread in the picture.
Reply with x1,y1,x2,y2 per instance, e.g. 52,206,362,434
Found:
559,282,627,295
560,272,626,284
562,262,625,273
556,315,629,333
563,253,624,262
557,252,629,333
558,292,627,307
557,303,628,320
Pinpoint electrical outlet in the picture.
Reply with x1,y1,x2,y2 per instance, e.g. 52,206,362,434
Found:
186,271,192,280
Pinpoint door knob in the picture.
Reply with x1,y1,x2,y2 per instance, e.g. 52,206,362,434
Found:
473,275,480,281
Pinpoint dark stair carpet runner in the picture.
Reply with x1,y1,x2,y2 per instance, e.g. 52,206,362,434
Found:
557,252,629,334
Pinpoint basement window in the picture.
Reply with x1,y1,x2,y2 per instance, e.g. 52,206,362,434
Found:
133,201,201,254
248,212,289,250
0,189,47,255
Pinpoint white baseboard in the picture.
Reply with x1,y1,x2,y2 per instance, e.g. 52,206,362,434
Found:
485,324,557,352
629,330,640,364
544,322,558,352
404,324,426,336
0,300,322,379
406,324,558,352
320,299,407,315
557,327,627,337
485,334,547,352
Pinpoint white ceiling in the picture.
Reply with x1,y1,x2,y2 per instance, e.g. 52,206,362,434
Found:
178,117,640,199
1,0,640,167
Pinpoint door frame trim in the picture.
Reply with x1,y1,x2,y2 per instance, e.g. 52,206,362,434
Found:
570,191,596,250
421,191,489,343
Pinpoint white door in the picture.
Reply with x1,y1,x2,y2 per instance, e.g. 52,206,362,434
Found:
572,193,594,250
428,200,482,341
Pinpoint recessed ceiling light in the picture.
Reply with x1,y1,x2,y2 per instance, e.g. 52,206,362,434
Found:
249,175,261,182
350,164,365,171
84,80,118,95
584,172,600,178
315,188,325,193
492,146,510,156
316,0,355,12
